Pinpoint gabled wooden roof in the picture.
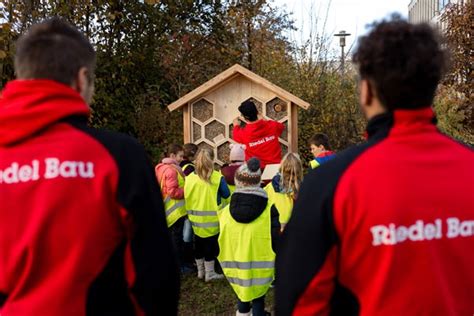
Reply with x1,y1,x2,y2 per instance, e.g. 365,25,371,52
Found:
167,64,310,111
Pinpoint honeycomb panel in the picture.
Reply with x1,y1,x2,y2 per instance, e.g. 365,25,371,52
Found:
217,142,231,164
205,119,226,143
243,97,263,114
280,120,288,141
192,99,214,123
193,122,202,142
197,142,214,154
266,97,287,121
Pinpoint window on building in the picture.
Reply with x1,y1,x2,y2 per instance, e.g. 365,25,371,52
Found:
439,0,450,11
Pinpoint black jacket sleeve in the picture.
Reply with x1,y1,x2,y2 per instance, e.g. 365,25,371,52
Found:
70,120,180,315
270,205,281,253
116,138,180,315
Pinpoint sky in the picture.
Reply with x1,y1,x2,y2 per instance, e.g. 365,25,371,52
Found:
272,0,410,54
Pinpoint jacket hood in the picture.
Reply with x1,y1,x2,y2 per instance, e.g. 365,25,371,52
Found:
0,79,90,146
229,188,268,223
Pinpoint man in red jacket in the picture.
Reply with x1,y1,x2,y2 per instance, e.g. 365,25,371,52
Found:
233,100,285,168
0,18,179,315
276,16,474,315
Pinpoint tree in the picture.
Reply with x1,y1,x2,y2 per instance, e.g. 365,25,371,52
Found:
437,2,473,145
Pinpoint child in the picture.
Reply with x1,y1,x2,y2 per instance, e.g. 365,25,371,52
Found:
155,144,187,271
180,143,198,176
218,158,280,316
308,133,336,169
265,152,303,231
179,143,199,272
184,147,230,281
221,143,246,194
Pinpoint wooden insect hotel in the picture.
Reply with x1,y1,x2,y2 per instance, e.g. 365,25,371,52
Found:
167,64,310,166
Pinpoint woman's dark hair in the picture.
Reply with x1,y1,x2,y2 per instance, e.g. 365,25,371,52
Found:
352,14,448,110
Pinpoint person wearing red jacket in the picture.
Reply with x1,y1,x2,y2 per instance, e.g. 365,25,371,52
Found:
232,100,285,168
0,18,179,315
276,16,474,316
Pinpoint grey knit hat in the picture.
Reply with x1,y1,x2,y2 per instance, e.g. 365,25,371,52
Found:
234,157,262,188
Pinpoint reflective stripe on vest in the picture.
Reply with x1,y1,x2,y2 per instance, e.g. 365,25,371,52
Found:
162,167,187,228
217,203,275,302
226,276,274,287
166,200,185,217
190,221,219,228
264,183,294,225
184,171,222,238
220,261,274,269
187,210,218,216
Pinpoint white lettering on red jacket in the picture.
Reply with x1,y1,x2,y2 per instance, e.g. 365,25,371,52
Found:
370,218,474,246
0,158,94,184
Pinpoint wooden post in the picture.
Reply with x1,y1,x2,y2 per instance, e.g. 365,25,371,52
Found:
183,104,191,143
290,103,298,152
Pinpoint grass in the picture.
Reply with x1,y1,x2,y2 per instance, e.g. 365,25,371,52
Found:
178,274,275,315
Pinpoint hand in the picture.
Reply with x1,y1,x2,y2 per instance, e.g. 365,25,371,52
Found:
233,117,241,126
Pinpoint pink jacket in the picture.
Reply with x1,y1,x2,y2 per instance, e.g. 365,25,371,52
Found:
155,158,185,200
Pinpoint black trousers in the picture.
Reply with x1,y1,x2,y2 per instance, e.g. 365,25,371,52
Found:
194,234,218,261
169,217,185,266
237,295,265,315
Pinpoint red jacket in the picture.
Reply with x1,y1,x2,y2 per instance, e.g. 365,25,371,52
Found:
155,158,185,200
276,108,474,315
0,80,179,315
233,119,284,168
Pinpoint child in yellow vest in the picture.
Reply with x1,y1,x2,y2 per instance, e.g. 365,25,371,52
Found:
184,148,230,281
155,144,187,272
265,152,303,231
218,158,280,316
179,143,198,271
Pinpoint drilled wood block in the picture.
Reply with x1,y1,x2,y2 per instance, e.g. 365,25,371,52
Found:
266,97,287,121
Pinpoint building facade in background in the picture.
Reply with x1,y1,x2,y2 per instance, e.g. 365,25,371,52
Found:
408,0,452,23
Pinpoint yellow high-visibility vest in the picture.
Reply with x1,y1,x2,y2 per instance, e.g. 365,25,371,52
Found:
160,167,187,228
217,203,275,302
184,171,222,238
264,183,294,225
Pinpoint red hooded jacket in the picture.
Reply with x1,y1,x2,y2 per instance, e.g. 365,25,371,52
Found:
276,108,474,316
0,80,179,316
233,119,285,168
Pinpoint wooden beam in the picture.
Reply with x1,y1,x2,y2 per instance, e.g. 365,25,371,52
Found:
290,103,298,152
183,104,190,143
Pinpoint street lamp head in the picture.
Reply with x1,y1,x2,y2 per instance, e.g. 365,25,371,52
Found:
334,30,351,47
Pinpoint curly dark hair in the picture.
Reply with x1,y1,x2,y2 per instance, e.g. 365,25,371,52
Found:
352,14,448,110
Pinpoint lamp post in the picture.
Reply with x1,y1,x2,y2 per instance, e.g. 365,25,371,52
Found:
334,30,351,75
